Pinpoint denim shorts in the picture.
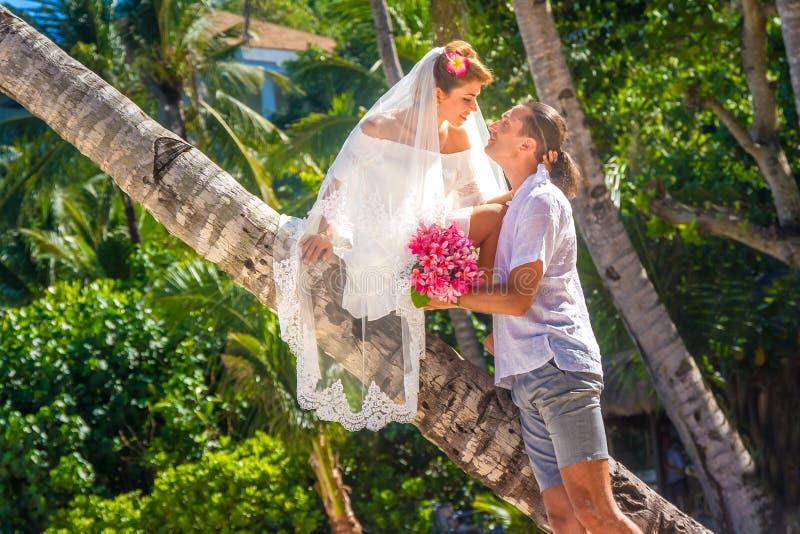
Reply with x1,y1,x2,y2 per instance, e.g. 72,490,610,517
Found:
510,360,608,490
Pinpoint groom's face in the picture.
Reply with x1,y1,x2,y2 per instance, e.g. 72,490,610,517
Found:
485,105,531,163
485,106,531,166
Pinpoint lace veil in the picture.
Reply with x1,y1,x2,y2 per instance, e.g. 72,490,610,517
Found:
273,47,505,431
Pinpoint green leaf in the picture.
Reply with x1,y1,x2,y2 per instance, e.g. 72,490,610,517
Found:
410,289,430,308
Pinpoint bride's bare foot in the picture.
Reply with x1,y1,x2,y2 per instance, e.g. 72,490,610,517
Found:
483,332,494,355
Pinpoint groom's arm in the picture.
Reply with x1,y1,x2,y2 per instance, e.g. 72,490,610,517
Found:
426,260,543,316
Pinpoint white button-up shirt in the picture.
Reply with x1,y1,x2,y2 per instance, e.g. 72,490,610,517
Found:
492,165,602,389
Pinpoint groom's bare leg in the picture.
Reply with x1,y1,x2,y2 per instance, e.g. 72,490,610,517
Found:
542,485,587,533
468,203,507,279
560,459,643,533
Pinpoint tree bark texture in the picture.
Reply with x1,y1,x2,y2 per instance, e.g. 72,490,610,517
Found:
368,0,403,87
777,0,800,132
120,190,142,245
738,0,800,230
309,431,363,534
650,195,800,268
448,308,486,369
430,0,468,45
511,1,774,532
0,6,709,532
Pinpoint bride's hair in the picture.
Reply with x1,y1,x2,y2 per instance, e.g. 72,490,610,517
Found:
433,41,493,92
520,102,581,199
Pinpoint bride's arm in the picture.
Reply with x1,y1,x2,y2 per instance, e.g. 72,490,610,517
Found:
299,172,346,265
484,191,513,204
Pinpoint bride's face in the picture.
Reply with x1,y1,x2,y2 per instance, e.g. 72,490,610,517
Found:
436,81,483,126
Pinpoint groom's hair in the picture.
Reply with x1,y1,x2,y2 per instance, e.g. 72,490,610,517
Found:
434,41,493,93
520,102,581,199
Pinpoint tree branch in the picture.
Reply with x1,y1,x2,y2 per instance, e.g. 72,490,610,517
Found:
701,96,762,158
741,0,779,140
690,1,800,231
776,0,800,131
651,195,800,268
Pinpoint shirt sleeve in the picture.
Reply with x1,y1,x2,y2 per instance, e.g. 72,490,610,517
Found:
509,193,561,273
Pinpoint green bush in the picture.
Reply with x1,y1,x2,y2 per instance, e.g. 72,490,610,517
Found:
0,280,226,530
47,432,323,533
342,424,482,533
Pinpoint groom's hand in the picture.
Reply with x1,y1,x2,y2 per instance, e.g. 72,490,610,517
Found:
423,299,455,311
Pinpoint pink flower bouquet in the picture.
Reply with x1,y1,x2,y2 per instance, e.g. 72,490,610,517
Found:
406,223,482,308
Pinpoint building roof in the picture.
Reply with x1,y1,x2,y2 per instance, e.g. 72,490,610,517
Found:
210,11,335,53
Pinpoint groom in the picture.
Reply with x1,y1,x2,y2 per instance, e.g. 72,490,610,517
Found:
426,102,643,534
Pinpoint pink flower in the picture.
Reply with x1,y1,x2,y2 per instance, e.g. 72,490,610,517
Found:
445,52,469,77
407,222,482,306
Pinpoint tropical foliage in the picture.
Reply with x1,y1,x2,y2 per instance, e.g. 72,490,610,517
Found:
1,0,799,530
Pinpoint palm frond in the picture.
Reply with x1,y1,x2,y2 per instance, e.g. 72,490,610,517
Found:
0,140,70,215
220,316,316,444
200,98,280,208
18,228,101,279
279,98,361,166
148,258,258,332
472,493,541,533
320,0,372,26
206,60,267,99
0,241,41,303
57,194,98,249
291,54,384,98
213,91,286,141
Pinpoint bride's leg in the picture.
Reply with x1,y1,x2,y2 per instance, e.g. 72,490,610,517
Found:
468,203,507,281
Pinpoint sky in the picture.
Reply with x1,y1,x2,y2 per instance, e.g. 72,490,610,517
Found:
1,0,41,10
0,0,41,17
1,0,43,20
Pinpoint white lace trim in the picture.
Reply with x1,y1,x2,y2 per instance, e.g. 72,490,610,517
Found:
273,216,422,431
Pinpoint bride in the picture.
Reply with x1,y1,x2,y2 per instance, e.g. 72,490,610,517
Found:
273,41,508,431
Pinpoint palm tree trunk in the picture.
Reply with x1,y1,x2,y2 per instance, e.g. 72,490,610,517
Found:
511,1,774,531
0,7,710,531
144,77,187,139
448,309,485,369
368,0,403,87
241,0,251,44
309,430,363,534
430,0,467,44
120,190,141,245
777,0,800,131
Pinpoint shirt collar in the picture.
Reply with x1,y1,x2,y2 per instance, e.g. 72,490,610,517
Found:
512,164,549,199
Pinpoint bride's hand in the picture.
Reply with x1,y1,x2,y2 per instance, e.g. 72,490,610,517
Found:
299,231,333,265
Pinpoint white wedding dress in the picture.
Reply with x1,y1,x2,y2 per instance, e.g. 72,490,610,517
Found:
273,48,506,431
